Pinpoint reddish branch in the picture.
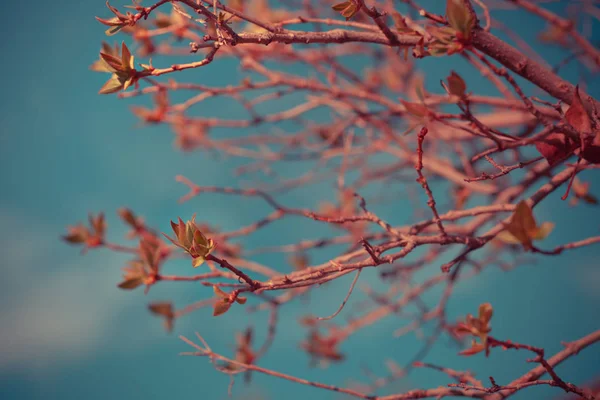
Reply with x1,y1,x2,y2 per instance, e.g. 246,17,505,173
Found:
66,0,600,399
415,127,447,236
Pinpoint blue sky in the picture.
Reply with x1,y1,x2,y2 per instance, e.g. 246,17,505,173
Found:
0,1,599,399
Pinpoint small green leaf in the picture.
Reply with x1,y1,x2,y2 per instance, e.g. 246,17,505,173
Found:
446,0,475,39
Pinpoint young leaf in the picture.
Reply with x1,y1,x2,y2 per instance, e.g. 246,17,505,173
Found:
497,201,554,249
98,74,126,95
332,1,359,20
148,302,173,317
121,42,134,71
571,178,598,205
400,100,429,118
332,1,350,11
122,76,135,91
90,57,114,73
213,298,232,316
106,25,124,36
564,86,600,164
531,222,555,240
148,302,174,332
213,285,229,298
391,11,409,32
447,71,466,98
100,52,126,72
459,340,485,356
478,303,493,325
62,225,89,244
535,132,576,166
565,86,592,135
96,16,124,27
582,133,600,164
192,256,205,268
118,277,144,290
446,0,475,40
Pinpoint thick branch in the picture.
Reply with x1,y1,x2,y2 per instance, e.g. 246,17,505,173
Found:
235,29,421,47
471,29,600,113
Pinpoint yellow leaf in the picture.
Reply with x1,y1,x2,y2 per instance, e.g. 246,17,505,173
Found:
501,201,553,249
332,2,350,11
192,256,205,268
532,222,554,241
505,201,536,248
213,285,229,298
122,77,134,91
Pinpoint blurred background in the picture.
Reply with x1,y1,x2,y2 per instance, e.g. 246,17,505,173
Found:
0,0,599,399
